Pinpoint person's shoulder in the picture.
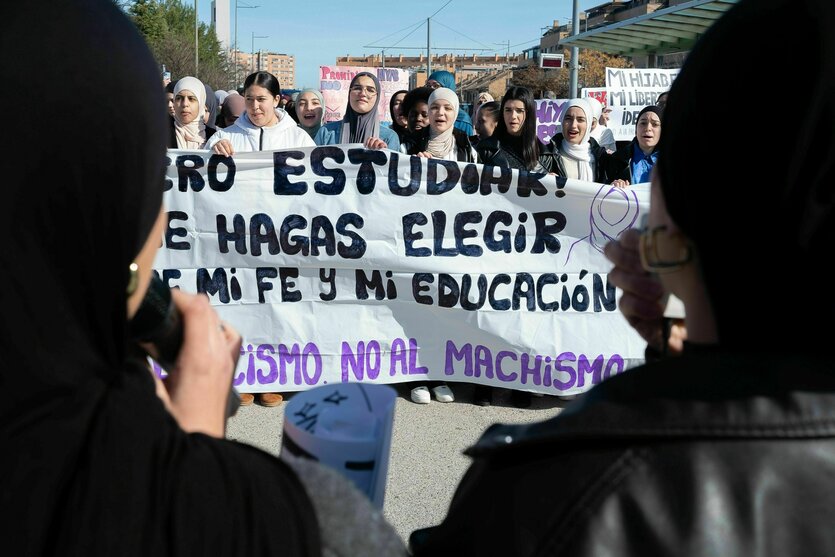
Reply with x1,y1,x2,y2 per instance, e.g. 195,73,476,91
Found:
286,124,315,147
380,124,400,146
477,136,500,150
315,122,340,145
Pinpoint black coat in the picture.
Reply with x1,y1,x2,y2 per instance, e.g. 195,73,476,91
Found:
401,128,475,163
610,137,660,183
475,135,556,173
411,350,835,556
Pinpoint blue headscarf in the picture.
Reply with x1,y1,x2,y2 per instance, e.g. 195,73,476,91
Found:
428,70,456,90
427,71,473,135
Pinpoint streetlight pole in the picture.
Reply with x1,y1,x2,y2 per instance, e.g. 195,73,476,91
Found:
234,1,259,89
426,18,431,79
570,0,580,98
194,0,199,77
251,32,268,74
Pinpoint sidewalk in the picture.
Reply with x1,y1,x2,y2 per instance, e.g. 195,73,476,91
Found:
226,383,566,543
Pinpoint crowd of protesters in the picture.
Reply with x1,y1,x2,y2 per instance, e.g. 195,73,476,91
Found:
162,61,666,407
9,1,835,556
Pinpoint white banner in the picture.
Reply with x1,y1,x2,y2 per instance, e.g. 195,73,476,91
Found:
156,147,650,395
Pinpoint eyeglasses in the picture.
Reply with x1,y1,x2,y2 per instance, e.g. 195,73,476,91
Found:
639,225,693,273
350,85,377,96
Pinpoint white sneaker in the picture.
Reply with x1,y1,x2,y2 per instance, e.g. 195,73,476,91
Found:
432,384,455,403
411,385,431,404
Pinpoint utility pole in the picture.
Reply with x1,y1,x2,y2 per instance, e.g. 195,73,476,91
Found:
234,2,259,89
426,18,431,79
194,0,199,77
251,32,268,73
570,0,580,98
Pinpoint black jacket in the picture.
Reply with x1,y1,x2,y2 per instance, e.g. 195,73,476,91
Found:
610,137,659,183
411,350,835,556
549,133,627,184
475,135,556,173
401,128,475,163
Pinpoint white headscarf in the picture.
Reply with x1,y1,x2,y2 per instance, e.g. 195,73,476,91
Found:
426,88,459,158
586,97,603,122
560,98,595,181
173,76,208,149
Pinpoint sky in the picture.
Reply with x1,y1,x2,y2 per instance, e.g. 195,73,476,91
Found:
199,0,604,89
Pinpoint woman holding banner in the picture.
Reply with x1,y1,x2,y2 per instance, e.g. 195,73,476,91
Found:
476,86,554,174
401,88,476,162
314,72,400,151
610,105,662,187
210,71,314,406
209,71,314,157
168,76,215,149
549,98,625,184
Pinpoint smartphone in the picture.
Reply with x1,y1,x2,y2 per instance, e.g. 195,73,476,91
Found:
130,274,241,417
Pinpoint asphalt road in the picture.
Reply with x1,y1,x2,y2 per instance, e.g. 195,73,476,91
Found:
225,383,567,544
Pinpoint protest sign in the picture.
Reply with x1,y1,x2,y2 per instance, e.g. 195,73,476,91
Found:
156,147,649,396
319,66,411,123
600,67,679,141
534,98,570,144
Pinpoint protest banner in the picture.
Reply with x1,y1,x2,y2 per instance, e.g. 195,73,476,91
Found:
534,98,570,144
600,67,679,141
156,147,649,396
319,66,411,124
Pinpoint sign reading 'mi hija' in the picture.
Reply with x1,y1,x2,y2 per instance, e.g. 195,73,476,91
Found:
156,145,649,396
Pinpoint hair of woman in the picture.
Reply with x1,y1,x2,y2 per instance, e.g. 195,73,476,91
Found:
243,71,281,97
495,86,539,169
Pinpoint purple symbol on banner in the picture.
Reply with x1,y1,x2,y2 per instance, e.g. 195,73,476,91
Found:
564,184,640,264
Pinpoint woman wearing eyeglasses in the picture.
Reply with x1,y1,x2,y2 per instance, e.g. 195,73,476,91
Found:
314,72,400,151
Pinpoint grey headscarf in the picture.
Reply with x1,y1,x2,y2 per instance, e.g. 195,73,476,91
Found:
203,82,218,131
296,88,326,139
341,72,381,143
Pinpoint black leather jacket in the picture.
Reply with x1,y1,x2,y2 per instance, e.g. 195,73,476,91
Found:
476,135,556,173
411,349,835,556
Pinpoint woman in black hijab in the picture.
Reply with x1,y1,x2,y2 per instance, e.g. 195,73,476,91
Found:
410,0,835,555
0,2,404,555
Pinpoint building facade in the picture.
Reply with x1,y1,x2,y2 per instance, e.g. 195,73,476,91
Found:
335,53,524,89
235,51,296,89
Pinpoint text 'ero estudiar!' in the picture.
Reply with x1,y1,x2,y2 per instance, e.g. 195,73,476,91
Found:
165,148,568,260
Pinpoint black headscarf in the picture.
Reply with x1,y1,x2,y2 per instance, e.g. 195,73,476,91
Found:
204,82,219,131
0,1,320,554
634,105,661,154
342,71,382,143
389,89,409,140
658,0,835,351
